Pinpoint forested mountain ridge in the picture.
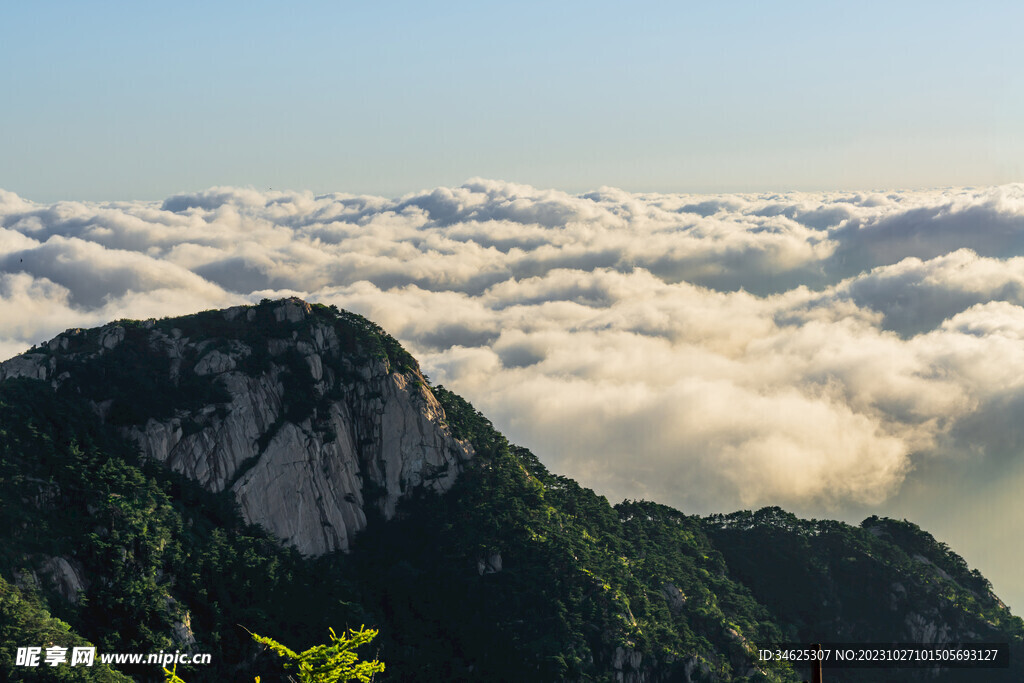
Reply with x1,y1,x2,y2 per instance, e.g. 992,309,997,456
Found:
1,298,471,557
1,299,1020,682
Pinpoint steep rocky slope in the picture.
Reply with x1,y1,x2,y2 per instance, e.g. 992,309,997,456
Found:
1,299,1022,683
1,298,472,556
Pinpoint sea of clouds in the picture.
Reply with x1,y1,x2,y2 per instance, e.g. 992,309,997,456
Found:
4,179,1024,517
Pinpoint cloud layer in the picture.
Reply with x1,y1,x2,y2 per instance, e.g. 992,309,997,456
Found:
4,181,1024,517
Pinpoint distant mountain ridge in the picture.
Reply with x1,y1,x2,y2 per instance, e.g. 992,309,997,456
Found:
1,299,1021,682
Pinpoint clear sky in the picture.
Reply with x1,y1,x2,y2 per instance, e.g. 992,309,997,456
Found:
3,1,1022,202
6,0,1024,610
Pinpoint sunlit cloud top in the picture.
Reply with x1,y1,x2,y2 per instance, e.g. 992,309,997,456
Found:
5,181,1024,518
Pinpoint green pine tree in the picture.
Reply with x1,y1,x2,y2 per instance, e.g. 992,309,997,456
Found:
164,626,384,683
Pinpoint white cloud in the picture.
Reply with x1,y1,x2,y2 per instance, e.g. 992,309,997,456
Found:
5,181,1024,517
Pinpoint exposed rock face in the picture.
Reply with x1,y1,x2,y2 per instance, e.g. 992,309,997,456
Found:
660,582,687,615
39,556,89,604
904,611,953,644
165,597,197,650
0,354,54,382
477,552,503,575
0,298,473,556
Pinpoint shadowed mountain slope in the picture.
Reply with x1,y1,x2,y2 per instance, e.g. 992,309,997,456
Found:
1,299,1020,682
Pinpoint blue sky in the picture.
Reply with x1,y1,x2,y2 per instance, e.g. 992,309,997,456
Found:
3,1,1021,201
5,1,1024,609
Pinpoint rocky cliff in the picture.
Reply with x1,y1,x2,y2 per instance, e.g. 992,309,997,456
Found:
0,298,472,556
2,299,1022,683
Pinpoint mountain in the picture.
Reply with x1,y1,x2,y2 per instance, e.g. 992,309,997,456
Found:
1,298,1021,682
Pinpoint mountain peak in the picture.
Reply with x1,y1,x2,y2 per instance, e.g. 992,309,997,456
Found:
2,299,471,555
3,301,1022,682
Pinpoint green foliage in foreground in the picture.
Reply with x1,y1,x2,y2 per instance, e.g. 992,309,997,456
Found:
0,378,367,682
165,628,383,683
3,301,1024,682
250,627,383,683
